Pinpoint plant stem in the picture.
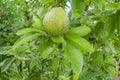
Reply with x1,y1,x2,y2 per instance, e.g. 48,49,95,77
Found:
62,0,65,8
55,0,59,7
84,0,91,11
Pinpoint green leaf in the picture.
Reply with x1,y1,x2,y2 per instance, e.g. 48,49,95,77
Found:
1,57,14,72
51,36,64,43
16,45,29,53
52,58,59,70
93,0,103,9
30,59,38,68
73,74,79,80
117,10,120,34
79,72,98,80
91,51,104,65
94,22,104,37
41,0,54,4
39,37,52,53
51,36,67,49
70,0,85,16
37,7,50,18
94,67,106,79
66,26,91,36
13,33,42,49
109,15,115,35
104,14,115,36
58,75,70,80
65,43,83,75
16,28,42,35
33,12,44,30
66,35,94,52
117,10,120,33
106,3,120,10
2,49,13,55
41,47,55,59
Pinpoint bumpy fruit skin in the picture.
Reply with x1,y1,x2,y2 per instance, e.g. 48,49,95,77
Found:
43,7,69,36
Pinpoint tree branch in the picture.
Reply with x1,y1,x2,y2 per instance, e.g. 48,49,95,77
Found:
55,0,59,7
84,0,91,11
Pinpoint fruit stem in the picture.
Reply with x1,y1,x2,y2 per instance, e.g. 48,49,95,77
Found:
55,0,59,7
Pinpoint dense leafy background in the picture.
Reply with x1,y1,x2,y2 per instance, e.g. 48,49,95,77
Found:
0,0,120,80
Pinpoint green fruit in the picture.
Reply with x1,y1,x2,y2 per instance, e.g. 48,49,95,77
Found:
43,7,69,36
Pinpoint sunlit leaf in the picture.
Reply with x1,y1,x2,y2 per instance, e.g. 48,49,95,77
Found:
16,28,42,35
51,36,64,43
66,35,94,52
73,74,79,80
33,12,44,30
1,57,14,72
66,26,91,36
41,0,54,4
65,43,83,76
13,33,42,49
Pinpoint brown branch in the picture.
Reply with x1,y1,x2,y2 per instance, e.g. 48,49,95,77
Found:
84,0,91,11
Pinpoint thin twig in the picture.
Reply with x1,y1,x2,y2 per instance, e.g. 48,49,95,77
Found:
84,0,91,11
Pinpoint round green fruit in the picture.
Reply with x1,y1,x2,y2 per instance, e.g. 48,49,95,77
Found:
43,7,69,36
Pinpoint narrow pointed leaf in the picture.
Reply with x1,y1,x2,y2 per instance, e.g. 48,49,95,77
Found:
13,33,41,49
16,28,42,35
65,43,83,76
41,0,54,4
1,57,14,72
73,74,79,80
51,36,64,43
66,35,94,52
51,36,66,48
66,26,91,36
118,10,120,33
41,47,55,59
94,22,104,37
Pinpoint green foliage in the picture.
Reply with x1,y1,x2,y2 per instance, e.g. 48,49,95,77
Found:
0,0,42,46
0,0,29,46
66,28,94,52
66,26,91,36
0,0,120,80
65,43,83,80
79,51,116,80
